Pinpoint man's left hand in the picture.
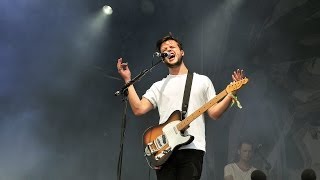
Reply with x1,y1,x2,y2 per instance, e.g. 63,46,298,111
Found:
232,69,244,82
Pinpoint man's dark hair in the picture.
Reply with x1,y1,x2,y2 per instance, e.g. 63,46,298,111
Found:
301,168,317,180
251,169,266,180
156,33,183,52
237,139,254,150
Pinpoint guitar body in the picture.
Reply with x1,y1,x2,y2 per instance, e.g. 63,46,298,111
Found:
142,110,194,168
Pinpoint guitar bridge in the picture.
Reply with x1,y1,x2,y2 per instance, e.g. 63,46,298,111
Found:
144,134,168,156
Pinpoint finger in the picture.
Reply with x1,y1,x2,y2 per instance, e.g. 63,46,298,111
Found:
236,69,242,77
117,58,123,64
117,58,123,68
234,71,240,79
241,69,244,77
233,71,237,77
232,74,237,81
121,62,128,70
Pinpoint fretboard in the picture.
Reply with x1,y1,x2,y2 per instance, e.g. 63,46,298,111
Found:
177,89,228,131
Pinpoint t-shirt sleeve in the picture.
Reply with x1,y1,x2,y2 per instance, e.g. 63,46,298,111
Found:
142,84,157,109
205,76,216,101
224,164,233,177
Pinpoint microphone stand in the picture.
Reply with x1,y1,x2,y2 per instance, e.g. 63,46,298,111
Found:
114,58,163,180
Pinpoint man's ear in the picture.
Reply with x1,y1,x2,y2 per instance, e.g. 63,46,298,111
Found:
181,50,185,57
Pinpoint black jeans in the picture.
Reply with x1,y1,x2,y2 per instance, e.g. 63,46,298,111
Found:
156,149,204,180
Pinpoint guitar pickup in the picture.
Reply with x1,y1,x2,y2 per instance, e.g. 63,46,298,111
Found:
155,135,167,148
157,139,162,146
162,135,167,144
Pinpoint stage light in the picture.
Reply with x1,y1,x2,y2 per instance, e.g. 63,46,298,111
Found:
103,5,113,15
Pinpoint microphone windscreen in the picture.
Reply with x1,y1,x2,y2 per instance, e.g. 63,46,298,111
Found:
301,168,316,180
251,169,266,180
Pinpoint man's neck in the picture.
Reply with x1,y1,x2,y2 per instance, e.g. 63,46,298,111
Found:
168,63,188,75
236,160,251,171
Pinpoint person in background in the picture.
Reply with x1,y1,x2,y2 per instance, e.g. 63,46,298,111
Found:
224,140,256,180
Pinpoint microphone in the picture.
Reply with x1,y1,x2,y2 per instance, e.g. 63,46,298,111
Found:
251,170,266,180
153,52,173,59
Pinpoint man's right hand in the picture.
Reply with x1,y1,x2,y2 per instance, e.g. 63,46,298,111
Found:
117,58,131,83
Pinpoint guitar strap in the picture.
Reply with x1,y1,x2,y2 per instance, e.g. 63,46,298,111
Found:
181,71,193,119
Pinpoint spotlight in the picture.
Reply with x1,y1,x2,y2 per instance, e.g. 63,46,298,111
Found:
103,5,113,15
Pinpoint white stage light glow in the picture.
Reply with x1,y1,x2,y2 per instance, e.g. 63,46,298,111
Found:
103,5,113,15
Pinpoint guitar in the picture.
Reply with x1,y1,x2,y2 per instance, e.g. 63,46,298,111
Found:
142,78,249,168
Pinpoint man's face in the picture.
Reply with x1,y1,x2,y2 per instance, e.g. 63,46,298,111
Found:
160,40,184,68
239,143,253,162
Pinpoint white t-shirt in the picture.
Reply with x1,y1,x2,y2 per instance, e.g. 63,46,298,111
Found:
142,72,216,151
224,163,256,180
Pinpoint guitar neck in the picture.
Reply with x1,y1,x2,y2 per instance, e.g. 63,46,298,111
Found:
177,89,228,131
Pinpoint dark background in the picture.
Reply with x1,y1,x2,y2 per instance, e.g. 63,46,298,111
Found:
1,0,320,179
